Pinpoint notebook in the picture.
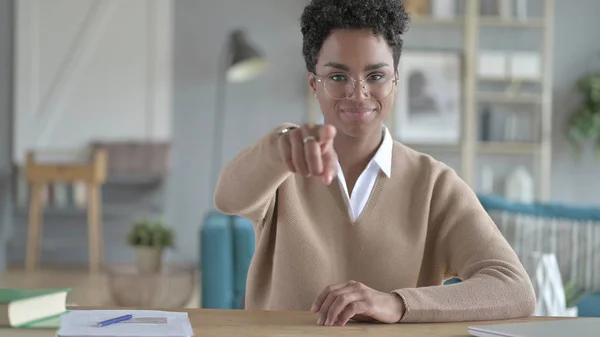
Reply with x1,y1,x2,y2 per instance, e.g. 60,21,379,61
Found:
0,288,70,328
468,318,600,337
58,310,194,337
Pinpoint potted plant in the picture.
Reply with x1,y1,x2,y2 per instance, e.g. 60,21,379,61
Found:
567,74,600,160
127,216,173,273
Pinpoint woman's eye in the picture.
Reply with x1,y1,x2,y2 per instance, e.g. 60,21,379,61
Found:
368,74,384,81
330,74,347,82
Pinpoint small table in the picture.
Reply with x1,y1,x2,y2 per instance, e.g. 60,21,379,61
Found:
68,307,576,337
24,149,107,273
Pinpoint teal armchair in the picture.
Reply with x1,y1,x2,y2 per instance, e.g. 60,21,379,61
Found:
200,211,254,309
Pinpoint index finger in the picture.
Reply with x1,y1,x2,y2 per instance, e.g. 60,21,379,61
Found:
318,124,336,144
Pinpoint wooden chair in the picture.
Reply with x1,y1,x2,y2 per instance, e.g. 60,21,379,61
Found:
25,149,107,273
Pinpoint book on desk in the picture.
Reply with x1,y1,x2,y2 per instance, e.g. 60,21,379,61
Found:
0,288,69,329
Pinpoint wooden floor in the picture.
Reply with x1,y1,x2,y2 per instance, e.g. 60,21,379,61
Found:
0,265,200,308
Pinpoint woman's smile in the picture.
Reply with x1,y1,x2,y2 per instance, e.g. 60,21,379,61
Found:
339,108,377,122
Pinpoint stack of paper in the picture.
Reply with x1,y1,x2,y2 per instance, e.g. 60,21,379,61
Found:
57,310,194,337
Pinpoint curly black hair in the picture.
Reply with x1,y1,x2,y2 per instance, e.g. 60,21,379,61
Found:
300,0,410,73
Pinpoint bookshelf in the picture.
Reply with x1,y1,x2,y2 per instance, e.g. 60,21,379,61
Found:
394,0,554,201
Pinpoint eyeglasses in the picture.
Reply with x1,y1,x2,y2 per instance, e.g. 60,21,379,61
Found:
312,72,398,100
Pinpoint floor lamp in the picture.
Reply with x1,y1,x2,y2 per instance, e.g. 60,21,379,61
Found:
210,29,267,197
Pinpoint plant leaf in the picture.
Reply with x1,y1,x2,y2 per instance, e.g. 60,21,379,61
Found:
127,216,174,248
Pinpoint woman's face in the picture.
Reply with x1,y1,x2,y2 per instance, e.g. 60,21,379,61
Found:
309,29,397,139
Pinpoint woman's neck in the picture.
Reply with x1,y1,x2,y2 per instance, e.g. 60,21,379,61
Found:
334,125,384,176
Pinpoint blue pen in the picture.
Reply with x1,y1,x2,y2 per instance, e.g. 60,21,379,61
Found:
97,314,133,327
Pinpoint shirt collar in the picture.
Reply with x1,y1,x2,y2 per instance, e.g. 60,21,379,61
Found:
335,125,394,179
372,125,393,178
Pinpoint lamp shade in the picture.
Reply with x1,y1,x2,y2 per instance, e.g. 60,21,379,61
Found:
226,30,267,83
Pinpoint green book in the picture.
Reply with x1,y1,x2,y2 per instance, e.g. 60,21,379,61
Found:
0,288,70,328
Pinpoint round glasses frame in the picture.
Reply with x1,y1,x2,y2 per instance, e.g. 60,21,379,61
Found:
311,72,398,100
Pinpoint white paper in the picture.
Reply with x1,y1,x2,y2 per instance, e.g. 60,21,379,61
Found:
58,310,194,337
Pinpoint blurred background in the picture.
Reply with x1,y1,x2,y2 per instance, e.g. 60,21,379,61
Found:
0,0,598,316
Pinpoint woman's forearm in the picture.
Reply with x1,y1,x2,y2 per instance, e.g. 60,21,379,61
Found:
393,164,536,323
213,124,295,221
393,260,536,322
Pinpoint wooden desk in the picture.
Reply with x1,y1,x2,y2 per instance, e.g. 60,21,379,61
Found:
70,307,573,337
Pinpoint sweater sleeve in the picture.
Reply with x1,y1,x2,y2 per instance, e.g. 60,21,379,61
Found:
392,165,536,323
213,123,296,221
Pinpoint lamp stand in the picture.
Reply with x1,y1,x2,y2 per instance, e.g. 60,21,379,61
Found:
209,29,266,204
209,38,231,202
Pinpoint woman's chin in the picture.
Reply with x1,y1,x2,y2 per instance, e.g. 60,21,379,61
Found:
337,119,381,138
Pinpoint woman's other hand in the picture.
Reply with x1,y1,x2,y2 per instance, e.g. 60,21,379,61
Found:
277,123,338,185
311,280,405,326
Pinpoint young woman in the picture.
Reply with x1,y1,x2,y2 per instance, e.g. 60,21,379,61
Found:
214,0,536,327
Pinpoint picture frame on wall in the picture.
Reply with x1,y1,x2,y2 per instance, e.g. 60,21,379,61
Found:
394,50,462,144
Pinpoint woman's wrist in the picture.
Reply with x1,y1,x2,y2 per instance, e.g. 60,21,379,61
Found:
391,292,407,323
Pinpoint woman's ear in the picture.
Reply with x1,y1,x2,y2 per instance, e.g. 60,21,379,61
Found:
308,72,318,96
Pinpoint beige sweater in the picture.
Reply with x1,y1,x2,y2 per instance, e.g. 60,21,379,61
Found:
214,124,536,323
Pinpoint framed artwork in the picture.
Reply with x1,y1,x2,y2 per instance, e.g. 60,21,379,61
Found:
394,50,462,144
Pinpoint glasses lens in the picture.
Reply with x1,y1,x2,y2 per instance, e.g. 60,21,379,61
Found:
324,74,353,100
323,74,394,100
368,74,394,100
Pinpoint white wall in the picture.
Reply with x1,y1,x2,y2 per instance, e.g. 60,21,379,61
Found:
549,0,600,205
0,0,14,271
12,0,172,165
0,0,13,176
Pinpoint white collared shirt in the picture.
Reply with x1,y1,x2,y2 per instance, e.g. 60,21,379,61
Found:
336,126,393,221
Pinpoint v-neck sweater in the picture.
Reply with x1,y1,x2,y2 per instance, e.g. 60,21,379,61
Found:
214,124,536,323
